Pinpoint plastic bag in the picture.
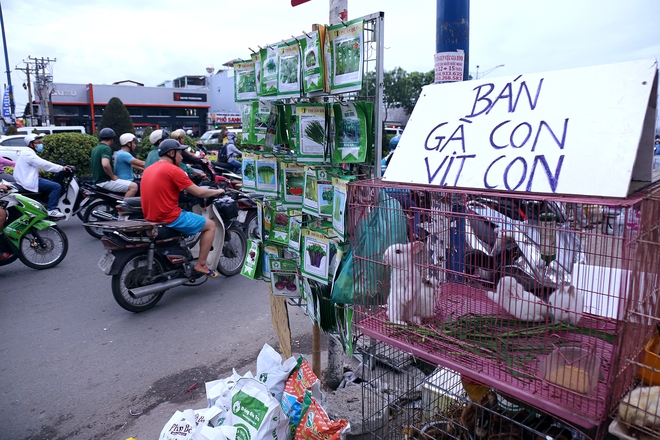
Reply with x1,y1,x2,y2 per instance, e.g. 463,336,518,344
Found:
256,343,297,402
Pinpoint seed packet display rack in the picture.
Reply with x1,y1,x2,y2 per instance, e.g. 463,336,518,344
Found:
235,12,385,352
346,178,660,438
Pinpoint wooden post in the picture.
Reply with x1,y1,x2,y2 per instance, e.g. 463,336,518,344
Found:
269,285,292,359
312,321,322,379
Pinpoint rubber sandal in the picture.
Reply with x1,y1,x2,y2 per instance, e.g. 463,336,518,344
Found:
195,269,219,278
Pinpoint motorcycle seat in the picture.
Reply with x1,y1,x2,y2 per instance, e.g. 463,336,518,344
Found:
123,197,142,208
82,181,125,196
12,183,41,198
155,226,184,240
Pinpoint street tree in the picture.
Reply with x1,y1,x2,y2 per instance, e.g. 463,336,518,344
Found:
98,97,134,146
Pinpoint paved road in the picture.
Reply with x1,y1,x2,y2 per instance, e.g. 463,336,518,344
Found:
0,216,312,439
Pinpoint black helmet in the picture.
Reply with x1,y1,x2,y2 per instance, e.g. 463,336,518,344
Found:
99,127,116,140
158,138,187,156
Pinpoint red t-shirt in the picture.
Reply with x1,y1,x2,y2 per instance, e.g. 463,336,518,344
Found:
140,161,194,224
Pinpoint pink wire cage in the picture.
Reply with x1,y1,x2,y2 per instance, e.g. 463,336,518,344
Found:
347,178,660,434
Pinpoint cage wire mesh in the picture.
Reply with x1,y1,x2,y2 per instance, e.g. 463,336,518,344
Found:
359,340,593,440
347,179,660,434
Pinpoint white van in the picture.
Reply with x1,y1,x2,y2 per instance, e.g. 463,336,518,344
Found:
17,126,86,135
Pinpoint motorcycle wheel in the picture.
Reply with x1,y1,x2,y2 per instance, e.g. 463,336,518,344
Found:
83,200,118,239
18,226,69,269
244,211,260,240
112,255,165,312
217,226,247,277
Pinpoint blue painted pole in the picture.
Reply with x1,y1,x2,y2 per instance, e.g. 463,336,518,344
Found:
436,0,470,81
437,0,469,280
0,2,15,125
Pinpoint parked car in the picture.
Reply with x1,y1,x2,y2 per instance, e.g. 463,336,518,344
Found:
0,135,28,162
17,126,85,135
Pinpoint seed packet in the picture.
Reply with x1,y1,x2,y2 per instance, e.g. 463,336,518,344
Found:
328,18,364,93
302,167,318,217
241,153,257,190
261,244,281,282
332,101,370,163
287,211,303,252
316,168,333,219
331,177,349,240
296,104,327,163
301,230,330,284
295,390,350,440
241,238,262,279
270,258,301,298
240,102,255,144
260,46,278,96
269,209,290,245
255,157,278,196
234,60,257,102
263,102,279,150
251,51,262,96
254,101,271,145
285,105,298,153
278,39,302,98
281,162,305,209
300,28,326,95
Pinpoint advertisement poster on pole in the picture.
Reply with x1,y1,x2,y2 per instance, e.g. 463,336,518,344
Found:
434,50,465,83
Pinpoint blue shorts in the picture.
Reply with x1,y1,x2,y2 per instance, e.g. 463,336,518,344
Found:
166,210,206,236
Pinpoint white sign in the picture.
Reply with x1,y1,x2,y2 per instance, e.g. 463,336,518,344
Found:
385,58,659,198
434,50,465,83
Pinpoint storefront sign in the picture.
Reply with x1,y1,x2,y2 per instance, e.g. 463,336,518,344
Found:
385,58,659,198
214,113,242,124
173,92,207,102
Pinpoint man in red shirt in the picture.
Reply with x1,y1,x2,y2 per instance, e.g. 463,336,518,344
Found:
141,139,225,277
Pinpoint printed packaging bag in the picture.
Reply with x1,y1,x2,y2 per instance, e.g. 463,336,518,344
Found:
240,238,261,279
278,38,302,98
302,167,319,217
296,104,327,163
268,207,289,245
281,162,305,209
242,153,257,190
300,28,327,94
255,156,278,196
251,51,262,96
159,409,199,440
270,258,301,298
234,60,257,102
281,357,323,433
287,211,303,253
260,46,278,96
332,101,370,163
328,18,364,93
295,391,350,440
301,230,330,284
261,244,281,282
331,177,349,240
230,378,289,440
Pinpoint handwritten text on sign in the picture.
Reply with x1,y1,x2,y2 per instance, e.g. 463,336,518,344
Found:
384,59,658,197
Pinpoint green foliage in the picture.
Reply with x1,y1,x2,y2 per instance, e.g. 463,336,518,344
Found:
4,125,18,135
360,67,434,115
98,97,134,146
41,133,99,177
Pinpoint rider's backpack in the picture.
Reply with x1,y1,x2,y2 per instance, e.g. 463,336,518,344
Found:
217,144,229,163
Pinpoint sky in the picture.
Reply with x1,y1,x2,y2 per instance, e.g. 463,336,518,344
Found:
2,0,659,116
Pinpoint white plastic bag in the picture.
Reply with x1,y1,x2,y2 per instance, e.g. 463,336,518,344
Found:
196,425,238,440
256,343,297,402
231,377,290,440
159,409,198,440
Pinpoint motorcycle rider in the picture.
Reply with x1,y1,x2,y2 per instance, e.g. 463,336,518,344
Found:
114,133,144,182
170,129,206,179
91,128,139,197
13,134,71,218
221,132,243,174
140,139,226,278
0,182,10,230
144,129,170,168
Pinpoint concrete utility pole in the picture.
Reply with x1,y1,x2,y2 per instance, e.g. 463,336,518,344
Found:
19,56,56,125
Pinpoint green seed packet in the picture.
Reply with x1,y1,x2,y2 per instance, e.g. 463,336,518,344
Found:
270,258,301,298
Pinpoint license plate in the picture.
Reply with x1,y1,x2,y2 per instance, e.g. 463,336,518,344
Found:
98,251,115,274
236,210,248,223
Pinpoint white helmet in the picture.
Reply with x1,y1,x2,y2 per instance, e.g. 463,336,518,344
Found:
170,129,186,141
24,133,45,147
186,129,193,136
119,133,137,146
149,129,170,145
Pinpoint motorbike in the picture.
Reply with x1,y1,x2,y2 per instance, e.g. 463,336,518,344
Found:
0,182,69,269
14,166,89,223
79,181,129,239
461,195,586,298
93,193,247,312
